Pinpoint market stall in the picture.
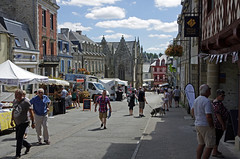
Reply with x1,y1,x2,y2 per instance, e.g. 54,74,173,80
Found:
0,60,48,131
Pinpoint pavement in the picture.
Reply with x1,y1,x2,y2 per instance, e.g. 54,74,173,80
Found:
133,93,240,159
0,92,240,159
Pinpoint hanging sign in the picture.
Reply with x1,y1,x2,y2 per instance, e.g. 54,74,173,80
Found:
184,16,199,37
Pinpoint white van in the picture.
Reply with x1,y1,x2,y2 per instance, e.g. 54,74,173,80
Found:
86,81,109,99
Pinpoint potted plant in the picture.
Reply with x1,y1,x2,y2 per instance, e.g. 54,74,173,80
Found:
165,44,183,57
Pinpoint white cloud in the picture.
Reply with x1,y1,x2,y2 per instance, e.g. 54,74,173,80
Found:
95,17,178,32
58,22,92,31
72,12,80,16
132,1,136,5
105,30,114,33
154,0,181,9
146,42,170,53
57,0,121,7
85,6,125,19
149,34,172,39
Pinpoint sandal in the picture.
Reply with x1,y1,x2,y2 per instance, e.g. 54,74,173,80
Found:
212,154,224,158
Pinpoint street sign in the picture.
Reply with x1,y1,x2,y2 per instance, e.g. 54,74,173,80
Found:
83,99,91,111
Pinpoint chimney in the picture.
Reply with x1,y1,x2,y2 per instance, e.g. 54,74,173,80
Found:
61,28,69,38
76,30,82,35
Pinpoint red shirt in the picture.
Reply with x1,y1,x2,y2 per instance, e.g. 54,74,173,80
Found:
96,96,110,113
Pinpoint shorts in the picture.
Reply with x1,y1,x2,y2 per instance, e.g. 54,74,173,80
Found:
174,96,180,102
139,102,145,109
195,126,216,148
99,112,107,119
72,98,77,101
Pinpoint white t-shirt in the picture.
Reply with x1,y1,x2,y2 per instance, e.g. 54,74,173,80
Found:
192,95,213,126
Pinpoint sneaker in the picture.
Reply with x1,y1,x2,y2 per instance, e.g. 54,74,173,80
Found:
25,145,31,154
37,140,42,145
166,109,169,111
141,114,145,117
104,126,107,129
101,123,103,127
44,140,50,145
13,156,20,159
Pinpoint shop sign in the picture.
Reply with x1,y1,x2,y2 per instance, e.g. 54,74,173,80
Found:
184,16,199,37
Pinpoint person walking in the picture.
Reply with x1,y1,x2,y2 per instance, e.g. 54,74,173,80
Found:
59,87,68,114
94,90,112,129
212,89,229,158
30,88,51,145
22,91,30,139
168,87,173,108
11,89,35,159
173,86,180,107
72,88,78,108
163,89,169,111
191,84,215,159
128,90,137,116
138,87,148,117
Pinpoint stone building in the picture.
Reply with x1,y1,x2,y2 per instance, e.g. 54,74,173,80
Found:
0,0,60,76
0,17,39,73
175,0,200,96
68,30,105,79
0,23,11,64
200,0,240,150
100,36,143,88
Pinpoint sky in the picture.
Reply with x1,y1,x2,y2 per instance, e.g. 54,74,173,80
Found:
56,0,182,54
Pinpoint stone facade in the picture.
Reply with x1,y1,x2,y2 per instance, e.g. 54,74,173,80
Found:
0,0,59,77
100,36,143,88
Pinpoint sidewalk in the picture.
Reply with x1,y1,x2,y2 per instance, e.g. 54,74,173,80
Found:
132,104,240,159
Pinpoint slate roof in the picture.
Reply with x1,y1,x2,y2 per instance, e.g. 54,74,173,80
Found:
0,23,8,33
69,31,95,44
0,16,36,51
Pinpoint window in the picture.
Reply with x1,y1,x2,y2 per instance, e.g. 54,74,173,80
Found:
145,74,148,78
154,67,157,72
42,41,46,56
68,60,71,72
51,42,54,55
92,61,94,72
15,38,21,47
42,9,46,27
156,60,160,66
75,63,77,73
207,0,214,13
24,39,30,48
161,59,165,66
61,60,65,72
50,14,54,30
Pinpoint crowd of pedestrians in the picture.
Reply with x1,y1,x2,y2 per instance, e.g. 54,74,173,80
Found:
7,83,231,159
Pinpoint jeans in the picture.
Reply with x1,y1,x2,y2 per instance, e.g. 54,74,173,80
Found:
16,122,31,157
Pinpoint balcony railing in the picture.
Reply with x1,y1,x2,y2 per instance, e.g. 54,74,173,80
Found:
43,55,60,62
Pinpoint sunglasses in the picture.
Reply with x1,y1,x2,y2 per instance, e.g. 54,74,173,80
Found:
38,92,43,94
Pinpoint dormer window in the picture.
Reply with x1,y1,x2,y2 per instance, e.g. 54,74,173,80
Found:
15,38,21,47
24,39,30,48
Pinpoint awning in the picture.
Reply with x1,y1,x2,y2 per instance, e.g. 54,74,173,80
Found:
143,79,154,82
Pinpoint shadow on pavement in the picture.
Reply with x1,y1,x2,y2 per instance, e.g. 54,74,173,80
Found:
88,127,104,131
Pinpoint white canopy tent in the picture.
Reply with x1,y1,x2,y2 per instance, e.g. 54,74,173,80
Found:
0,60,48,85
47,79,69,86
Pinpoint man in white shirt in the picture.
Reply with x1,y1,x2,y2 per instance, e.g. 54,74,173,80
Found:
191,84,215,159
